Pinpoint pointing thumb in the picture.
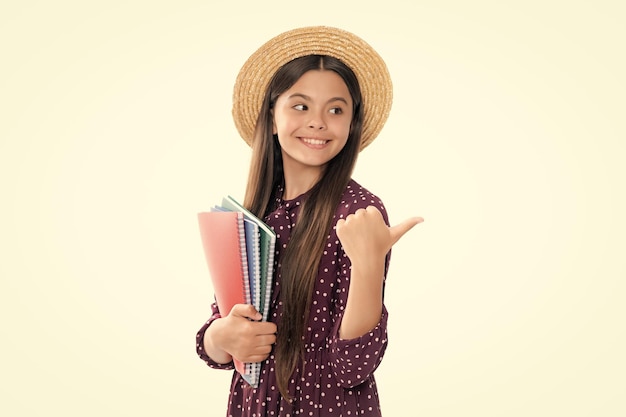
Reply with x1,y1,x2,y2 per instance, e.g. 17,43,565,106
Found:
389,217,424,246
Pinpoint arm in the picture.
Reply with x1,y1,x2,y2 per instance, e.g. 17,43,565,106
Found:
336,206,422,339
327,257,390,388
196,300,235,369
325,198,391,388
202,317,235,364
339,255,386,339
327,204,422,387
196,302,277,368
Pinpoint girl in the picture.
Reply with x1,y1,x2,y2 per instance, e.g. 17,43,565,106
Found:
196,26,422,416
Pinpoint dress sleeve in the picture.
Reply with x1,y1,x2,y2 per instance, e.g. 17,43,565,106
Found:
195,299,235,370
327,303,389,388
326,185,392,388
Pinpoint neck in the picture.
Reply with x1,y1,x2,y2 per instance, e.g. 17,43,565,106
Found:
282,163,323,201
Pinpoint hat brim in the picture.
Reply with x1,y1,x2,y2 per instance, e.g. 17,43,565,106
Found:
231,26,393,151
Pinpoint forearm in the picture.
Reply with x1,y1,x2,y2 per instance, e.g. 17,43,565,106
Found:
339,258,385,339
329,304,389,388
202,318,234,364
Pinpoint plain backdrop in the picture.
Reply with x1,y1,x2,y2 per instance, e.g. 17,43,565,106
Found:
1,1,624,416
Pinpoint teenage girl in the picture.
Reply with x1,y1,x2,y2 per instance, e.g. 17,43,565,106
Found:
196,26,423,416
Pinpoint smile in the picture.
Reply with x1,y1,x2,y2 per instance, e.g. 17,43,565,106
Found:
300,137,329,146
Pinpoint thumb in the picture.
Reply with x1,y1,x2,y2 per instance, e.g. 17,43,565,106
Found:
230,303,262,321
389,216,424,246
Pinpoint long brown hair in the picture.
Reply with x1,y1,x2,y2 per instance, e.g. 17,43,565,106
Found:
242,55,364,399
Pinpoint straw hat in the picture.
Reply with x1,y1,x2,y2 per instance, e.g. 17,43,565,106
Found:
232,26,393,150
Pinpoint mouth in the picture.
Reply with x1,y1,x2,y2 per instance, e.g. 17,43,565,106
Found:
299,137,329,147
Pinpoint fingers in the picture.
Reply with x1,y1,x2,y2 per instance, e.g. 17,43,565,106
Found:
336,206,381,231
365,205,383,216
256,321,278,335
230,303,262,321
255,332,277,346
229,306,277,336
235,326,277,363
389,216,424,246
350,205,384,220
224,307,277,363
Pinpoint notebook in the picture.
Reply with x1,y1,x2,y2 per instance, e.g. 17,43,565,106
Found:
197,210,250,384
220,195,276,322
198,196,277,388
211,206,261,311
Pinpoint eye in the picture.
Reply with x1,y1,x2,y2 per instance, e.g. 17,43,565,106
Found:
293,104,308,111
329,107,343,115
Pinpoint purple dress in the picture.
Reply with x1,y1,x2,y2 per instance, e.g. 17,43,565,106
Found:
196,179,392,416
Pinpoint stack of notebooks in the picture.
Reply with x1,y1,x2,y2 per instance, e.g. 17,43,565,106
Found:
197,195,276,388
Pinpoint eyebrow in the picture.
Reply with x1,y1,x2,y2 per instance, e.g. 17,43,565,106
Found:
287,93,349,105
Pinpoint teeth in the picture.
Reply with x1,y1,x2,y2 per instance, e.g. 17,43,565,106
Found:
302,138,327,145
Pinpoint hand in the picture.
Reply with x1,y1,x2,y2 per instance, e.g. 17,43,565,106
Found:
335,206,423,266
335,206,423,339
208,304,277,364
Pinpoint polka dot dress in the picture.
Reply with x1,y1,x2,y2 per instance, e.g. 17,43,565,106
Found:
196,179,392,416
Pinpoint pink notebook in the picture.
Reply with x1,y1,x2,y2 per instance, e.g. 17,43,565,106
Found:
197,210,249,380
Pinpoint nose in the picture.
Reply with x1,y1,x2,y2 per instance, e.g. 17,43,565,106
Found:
307,111,327,130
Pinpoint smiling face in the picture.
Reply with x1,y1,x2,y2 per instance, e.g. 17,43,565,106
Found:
272,69,354,182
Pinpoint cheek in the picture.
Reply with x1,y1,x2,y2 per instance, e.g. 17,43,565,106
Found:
336,111,353,138
274,112,298,134
335,119,352,139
